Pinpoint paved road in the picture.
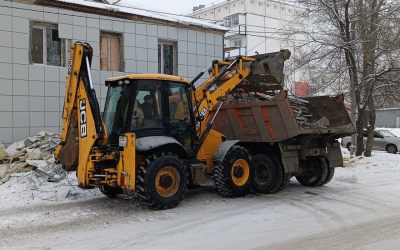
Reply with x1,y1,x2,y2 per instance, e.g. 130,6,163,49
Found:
1,153,400,249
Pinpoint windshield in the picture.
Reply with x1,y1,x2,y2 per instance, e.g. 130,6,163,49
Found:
103,80,164,145
378,130,397,137
103,85,124,139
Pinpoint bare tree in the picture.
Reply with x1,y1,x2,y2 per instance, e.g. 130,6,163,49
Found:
287,0,400,156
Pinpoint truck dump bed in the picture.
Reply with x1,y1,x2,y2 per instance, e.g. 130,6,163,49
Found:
213,91,355,143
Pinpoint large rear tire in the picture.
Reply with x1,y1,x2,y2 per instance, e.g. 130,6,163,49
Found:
136,153,187,210
296,157,328,187
252,154,282,194
214,145,253,197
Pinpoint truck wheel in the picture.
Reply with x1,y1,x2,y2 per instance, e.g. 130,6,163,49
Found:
386,144,398,154
322,165,335,185
296,157,328,187
214,145,253,197
136,153,187,210
277,173,291,192
99,185,121,198
252,154,282,194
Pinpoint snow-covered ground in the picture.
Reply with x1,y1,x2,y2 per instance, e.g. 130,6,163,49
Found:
1,151,400,249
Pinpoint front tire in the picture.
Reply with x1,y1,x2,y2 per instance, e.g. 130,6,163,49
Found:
214,145,253,197
136,153,187,210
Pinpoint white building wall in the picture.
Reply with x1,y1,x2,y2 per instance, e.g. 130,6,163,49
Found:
192,0,310,86
0,0,224,144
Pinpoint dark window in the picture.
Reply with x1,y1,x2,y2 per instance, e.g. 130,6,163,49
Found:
30,23,65,66
158,40,177,75
31,28,43,64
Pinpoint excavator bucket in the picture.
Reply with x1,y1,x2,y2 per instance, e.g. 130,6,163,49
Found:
239,49,291,92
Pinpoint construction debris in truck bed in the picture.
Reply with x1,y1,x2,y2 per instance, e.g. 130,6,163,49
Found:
227,90,328,129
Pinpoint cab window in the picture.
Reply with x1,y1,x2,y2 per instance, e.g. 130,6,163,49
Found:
169,83,190,122
167,82,193,148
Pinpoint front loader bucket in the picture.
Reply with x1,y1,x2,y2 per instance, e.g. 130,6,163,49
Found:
240,49,291,92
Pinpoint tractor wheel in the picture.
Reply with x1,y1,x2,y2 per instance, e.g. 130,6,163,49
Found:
252,154,282,194
214,145,253,197
99,185,121,198
296,157,328,187
136,153,187,210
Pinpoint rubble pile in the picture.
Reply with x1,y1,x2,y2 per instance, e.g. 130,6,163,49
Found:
0,131,66,184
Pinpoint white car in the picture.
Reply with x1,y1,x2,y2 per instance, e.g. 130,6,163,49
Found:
341,129,400,154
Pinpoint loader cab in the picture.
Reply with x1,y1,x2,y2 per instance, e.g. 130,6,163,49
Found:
103,74,196,150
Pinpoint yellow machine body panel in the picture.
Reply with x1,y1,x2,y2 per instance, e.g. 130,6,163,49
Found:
196,129,224,174
76,83,98,186
116,133,136,193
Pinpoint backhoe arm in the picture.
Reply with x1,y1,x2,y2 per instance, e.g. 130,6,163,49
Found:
192,56,256,149
192,50,291,153
54,42,107,186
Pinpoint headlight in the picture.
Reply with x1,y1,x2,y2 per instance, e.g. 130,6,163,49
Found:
119,135,128,148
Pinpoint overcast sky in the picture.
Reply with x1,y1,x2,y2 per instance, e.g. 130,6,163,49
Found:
118,0,218,14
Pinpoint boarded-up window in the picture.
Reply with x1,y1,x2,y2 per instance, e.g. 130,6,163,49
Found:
30,22,65,66
158,40,177,75
100,32,123,71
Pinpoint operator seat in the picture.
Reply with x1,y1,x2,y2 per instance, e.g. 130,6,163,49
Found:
132,100,144,128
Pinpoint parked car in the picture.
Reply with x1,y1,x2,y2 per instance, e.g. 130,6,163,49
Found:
341,129,399,154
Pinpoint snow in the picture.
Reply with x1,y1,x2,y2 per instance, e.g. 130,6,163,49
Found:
376,108,400,111
1,151,400,249
0,171,100,208
55,0,227,31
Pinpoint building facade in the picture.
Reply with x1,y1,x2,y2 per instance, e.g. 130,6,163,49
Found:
376,109,400,128
191,0,309,87
0,0,225,144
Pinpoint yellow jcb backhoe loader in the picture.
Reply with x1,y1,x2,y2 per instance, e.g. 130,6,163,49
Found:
55,42,290,209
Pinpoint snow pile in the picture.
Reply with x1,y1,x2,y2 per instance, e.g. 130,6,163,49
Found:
0,170,100,208
0,131,100,207
0,131,63,184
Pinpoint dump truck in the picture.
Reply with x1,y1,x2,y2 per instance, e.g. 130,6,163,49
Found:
213,91,355,193
55,42,354,209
